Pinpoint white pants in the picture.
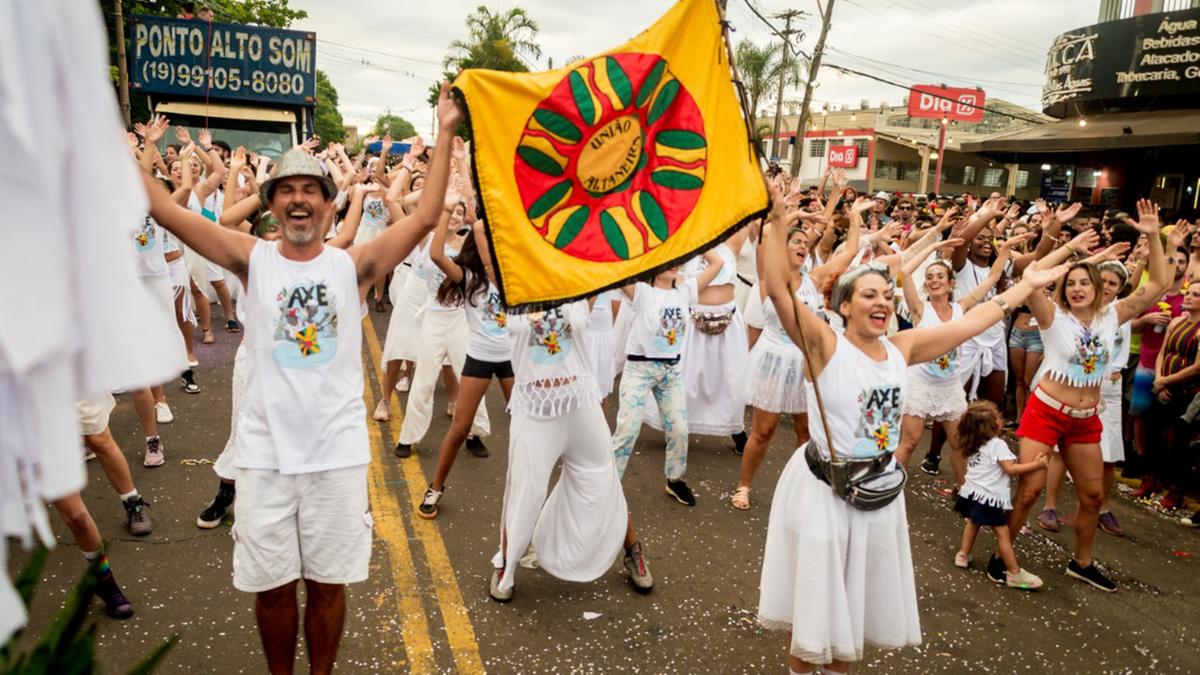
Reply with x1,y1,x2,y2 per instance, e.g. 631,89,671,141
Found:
398,309,489,445
491,403,627,592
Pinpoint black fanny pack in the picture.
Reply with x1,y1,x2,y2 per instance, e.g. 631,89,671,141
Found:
804,441,907,511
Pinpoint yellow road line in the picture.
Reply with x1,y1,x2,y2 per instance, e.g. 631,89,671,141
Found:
362,317,485,675
362,368,436,673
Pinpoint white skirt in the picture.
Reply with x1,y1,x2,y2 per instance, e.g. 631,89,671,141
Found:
382,267,428,366
213,343,246,480
902,375,967,422
741,335,806,414
584,328,617,399
758,446,921,665
1099,378,1124,463
645,301,749,436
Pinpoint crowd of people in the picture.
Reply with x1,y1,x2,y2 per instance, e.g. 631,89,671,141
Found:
13,82,1200,675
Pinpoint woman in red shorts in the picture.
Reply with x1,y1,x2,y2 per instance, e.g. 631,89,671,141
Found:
997,199,1180,592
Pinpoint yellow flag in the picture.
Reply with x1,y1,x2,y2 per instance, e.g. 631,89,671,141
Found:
454,0,767,311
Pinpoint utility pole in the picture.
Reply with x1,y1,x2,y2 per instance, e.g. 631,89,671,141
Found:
790,0,836,178
768,10,803,163
114,0,132,128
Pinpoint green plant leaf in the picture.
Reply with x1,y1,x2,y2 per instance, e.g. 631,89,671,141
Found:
125,635,180,675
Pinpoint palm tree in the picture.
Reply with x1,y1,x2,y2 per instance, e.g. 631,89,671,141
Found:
446,5,543,72
735,39,803,142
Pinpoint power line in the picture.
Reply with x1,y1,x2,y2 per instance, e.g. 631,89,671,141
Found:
839,0,1045,71
739,0,805,57
892,0,1048,53
317,38,444,66
825,47,1042,90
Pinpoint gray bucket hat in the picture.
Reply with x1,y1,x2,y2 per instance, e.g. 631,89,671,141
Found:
259,149,337,205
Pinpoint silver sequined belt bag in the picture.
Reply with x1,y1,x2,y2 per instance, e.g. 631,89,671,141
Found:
691,308,734,336
804,441,907,511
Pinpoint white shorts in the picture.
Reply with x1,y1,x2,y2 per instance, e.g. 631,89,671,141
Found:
232,465,372,592
75,393,116,436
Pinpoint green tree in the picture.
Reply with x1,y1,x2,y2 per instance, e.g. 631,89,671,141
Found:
371,112,418,140
735,39,803,142
313,70,345,144
430,5,543,140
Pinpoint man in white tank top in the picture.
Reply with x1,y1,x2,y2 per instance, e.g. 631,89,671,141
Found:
140,84,465,674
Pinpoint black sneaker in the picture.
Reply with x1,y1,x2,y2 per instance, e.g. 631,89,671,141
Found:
123,496,154,537
394,442,412,458
181,369,200,394
731,431,748,456
920,454,940,476
986,553,1006,584
225,319,241,333
466,436,489,458
95,572,133,619
1066,559,1117,592
665,479,696,507
197,487,235,529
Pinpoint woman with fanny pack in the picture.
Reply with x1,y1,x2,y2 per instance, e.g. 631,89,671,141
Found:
755,187,1068,674
999,199,1176,594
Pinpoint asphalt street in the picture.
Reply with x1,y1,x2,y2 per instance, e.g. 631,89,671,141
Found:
7,305,1200,673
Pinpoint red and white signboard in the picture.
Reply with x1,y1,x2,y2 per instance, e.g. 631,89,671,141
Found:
906,85,986,123
827,145,859,168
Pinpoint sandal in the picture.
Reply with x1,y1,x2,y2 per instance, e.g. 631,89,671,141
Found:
201,330,215,345
730,486,751,511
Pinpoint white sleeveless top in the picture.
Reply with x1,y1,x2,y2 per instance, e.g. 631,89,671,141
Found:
806,335,908,460
234,241,369,474
710,242,738,287
761,274,823,347
909,300,963,384
1032,305,1118,389
953,259,1008,346
507,301,598,416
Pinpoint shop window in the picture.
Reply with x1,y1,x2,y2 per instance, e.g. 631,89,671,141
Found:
901,162,921,182
853,139,870,156
1015,170,1030,189
874,160,898,180
810,139,826,158
962,166,976,185
982,167,1005,188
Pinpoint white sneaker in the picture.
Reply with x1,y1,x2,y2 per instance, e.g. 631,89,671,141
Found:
155,401,174,424
373,399,390,421
519,548,539,569
395,375,411,393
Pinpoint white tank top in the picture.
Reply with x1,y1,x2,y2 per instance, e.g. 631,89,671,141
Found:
507,301,598,416
909,300,963,385
806,335,908,460
234,241,369,474
953,260,1007,346
709,242,738,287
1032,305,1118,389
761,274,822,347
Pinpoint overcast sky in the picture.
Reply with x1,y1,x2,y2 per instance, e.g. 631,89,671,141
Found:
290,0,1095,134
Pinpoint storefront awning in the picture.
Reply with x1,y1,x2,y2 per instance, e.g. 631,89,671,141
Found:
960,110,1200,155
154,101,296,124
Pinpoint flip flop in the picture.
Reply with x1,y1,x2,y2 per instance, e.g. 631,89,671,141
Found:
731,486,751,511
201,331,215,345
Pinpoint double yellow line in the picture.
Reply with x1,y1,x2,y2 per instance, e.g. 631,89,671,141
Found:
361,317,483,673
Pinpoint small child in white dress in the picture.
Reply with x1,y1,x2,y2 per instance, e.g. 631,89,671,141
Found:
953,400,1048,590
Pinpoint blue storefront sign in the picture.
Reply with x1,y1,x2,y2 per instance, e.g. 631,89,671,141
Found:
128,15,316,107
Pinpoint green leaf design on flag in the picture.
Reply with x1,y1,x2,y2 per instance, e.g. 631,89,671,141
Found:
600,210,630,260
554,206,591,249
517,146,564,177
651,169,703,190
569,71,596,126
655,129,706,150
606,57,633,108
647,79,679,125
635,60,667,108
533,108,582,143
638,192,669,242
528,180,572,219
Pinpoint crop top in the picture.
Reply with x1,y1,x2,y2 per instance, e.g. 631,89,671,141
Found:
1032,305,1118,389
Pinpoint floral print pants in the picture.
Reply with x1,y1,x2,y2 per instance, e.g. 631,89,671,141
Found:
612,359,688,481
